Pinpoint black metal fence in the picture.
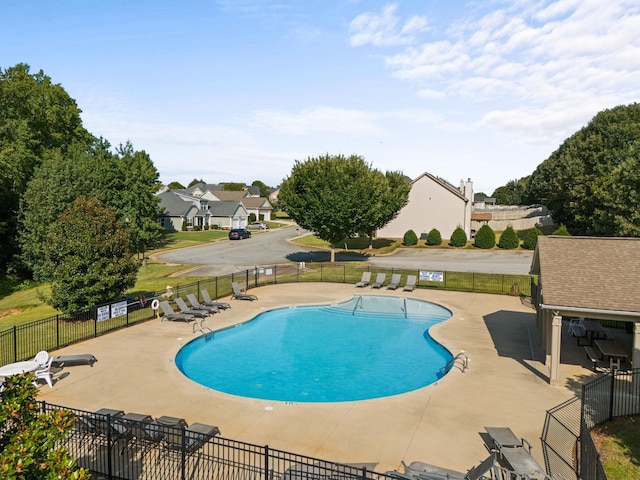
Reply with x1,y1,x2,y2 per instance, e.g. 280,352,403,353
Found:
44,402,395,480
541,368,640,480
1,263,532,367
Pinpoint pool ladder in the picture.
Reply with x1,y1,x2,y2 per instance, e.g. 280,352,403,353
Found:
352,296,363,315
445,350,470,373
193,319,213,337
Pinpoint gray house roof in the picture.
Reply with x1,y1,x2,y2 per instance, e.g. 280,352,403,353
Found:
157,191,193,216
531,236,640,314
158,190,246,218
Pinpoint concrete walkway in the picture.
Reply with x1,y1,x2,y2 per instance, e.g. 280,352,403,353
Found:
38,284,599,474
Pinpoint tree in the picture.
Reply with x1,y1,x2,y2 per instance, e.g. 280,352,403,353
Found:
449,226,467,247
553,224,571,236
491,177,529,205
498,225,520,249
523,103,640,236
0,63,92,273
223,182,246,191
0,373,89,479
252,180,270,197
167,181,185,190
522,227,543,250
188,178,206,187
426,228,442,246
278,154,408,262
403,230,418,246
474,224,496,249
42,197,139,313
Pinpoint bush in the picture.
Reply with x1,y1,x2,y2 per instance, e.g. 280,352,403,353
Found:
474,224,496,249
249,213,257,223
553,224,571,236
498,225,520,249
426,228,442,246
204,224,209,230
193,225,201,231
403,230,418,246
181,222,187,231
522,227,543,250
449,226,467,247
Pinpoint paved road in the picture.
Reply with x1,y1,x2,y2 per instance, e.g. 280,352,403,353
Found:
155,226,534,276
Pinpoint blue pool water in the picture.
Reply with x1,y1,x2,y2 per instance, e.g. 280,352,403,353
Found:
175,295,452,402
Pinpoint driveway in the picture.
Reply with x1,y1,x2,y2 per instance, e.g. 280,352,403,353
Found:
155,226,534,276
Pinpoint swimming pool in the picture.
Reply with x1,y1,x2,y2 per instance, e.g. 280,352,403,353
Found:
175,295,452,402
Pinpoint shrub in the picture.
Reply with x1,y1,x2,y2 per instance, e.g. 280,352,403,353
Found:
204,224,209,230
193,225,201,231
426,228,442,246
403,229,418,246
474,224,496,249
553,224,571,236
498,225,520,249
522,227,543,250
449,226,467,247
181,222,187,231
249,213,257,223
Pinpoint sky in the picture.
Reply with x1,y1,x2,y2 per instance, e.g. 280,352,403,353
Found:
2,1,639,194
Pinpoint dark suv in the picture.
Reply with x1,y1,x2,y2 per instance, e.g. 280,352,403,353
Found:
228,228,251,240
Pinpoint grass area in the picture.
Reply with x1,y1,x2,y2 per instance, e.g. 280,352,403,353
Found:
591,415,640,480
294,234,403,254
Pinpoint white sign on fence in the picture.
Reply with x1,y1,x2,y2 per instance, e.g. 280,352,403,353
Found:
420,271,444,282
111,300,128,318
97,305,110,322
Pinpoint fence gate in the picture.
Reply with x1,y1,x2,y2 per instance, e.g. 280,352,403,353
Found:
541,397,580,480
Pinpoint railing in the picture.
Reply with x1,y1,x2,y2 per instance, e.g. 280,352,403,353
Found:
43,402,396,480
1,264,533,366
541,368,640,480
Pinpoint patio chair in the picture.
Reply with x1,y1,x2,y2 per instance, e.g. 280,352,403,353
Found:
120,412,164,444
156,415,220,454
186,293,219,314
371,273,386,289
88,408,133,451
159,301,195,322
51,354,98,368
175,297,209,318
201,289,231,309
355,271,371,288
231,282,258,301
34,357,54,388
403,275,417,292
484,427,547,479
387,274,401,290
33,350,49,366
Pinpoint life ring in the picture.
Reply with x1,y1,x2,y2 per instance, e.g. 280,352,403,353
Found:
151,299,160,310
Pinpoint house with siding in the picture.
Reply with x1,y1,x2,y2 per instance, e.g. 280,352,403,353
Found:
377,173,473,240
157,190,248,231
182,184,273,221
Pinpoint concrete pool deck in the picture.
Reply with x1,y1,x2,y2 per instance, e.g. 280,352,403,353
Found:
37,283,600,474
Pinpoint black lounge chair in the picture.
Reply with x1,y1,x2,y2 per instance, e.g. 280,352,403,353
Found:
51,354,98,368
156,415,220,453
175,297,209,318
159,301,195,322
186,293,219,314
355,272,371,288
231,282,258,301
201,289,231,310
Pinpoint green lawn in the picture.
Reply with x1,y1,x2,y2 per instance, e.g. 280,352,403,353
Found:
592,415,640,480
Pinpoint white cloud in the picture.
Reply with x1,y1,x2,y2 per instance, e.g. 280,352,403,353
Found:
349,3,428,47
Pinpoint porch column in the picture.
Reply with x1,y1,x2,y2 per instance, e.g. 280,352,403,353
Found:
633,322,640,371
543,310,552,367
549,314,563,384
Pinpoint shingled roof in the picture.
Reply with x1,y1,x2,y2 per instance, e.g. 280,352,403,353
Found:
531,236,640,314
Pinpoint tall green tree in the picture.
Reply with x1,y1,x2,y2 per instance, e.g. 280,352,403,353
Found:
279,154,407,262
115,141,163,251
223,182,246,191
252,179,270,197
523,103,640,236
0,374,89,479
42,196,139,313
0,63,92,272
491,177,528,205
167,181,185,189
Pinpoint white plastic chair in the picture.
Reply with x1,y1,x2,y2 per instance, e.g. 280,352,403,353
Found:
35,358,54,388
34,350,49,366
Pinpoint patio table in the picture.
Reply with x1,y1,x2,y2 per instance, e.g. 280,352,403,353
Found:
594,339,628,370
0,360,40,377
582,320,607,343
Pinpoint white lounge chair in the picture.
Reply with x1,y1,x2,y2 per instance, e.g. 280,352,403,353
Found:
231,282,258,301
355,271,371,288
